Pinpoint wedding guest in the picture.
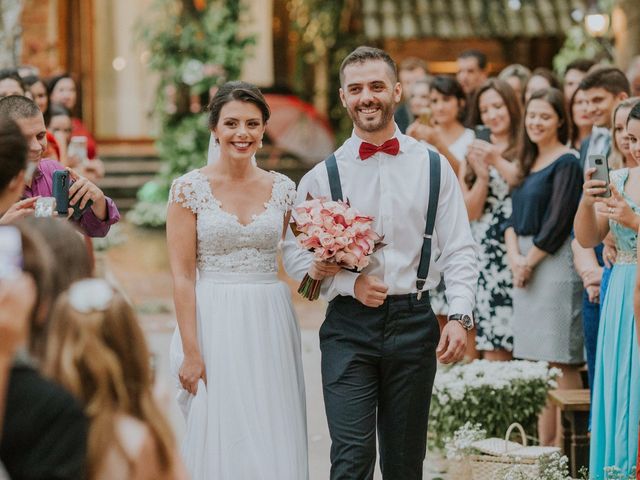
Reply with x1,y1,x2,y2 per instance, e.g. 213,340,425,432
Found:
505,88,583,446
563,58,596,104
48,74,98,159
395,57,429,133
569,87,593,150
0,273,36,477
407,78,431,119
1,221,88,480
22,75,48,114
45,279,187,480
572,99,638,396
579,67,630,167
498,64,531,102
0,95,120,237
22,217,93,358
407,75,472,174
523,68,561,104
0,70,25,98
0,117,36,222
463,79,521,360
576,101,640,477
406,76,472,330
457,50,488,97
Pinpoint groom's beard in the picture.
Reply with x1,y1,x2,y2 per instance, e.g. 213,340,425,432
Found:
347,100,396,133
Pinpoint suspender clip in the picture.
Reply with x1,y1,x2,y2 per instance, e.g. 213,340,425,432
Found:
423,234,432,239
416,278,426,300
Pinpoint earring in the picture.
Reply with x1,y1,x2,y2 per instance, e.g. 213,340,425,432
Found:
259,140,263,149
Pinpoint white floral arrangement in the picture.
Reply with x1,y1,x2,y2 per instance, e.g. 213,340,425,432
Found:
444,422,486,460
501,452,572,480
429,360,561,450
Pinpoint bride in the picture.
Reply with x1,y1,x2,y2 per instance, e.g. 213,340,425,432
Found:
167,81,318,479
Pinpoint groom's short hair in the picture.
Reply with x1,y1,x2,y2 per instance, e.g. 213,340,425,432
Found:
339,46,398,86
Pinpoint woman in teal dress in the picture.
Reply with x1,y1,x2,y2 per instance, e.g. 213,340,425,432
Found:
575,101,640,478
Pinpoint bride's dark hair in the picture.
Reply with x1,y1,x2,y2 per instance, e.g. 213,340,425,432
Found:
207,81,271,129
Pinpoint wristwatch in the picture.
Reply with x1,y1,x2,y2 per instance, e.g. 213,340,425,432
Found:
448,313,474,331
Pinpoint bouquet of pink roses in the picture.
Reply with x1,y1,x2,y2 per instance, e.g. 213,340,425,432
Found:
293,196,384,300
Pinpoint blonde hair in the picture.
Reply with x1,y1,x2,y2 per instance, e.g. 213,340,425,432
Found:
609,97,640,169
44,286,176,479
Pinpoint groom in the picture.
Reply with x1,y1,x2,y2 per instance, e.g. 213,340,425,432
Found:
283,46,478,479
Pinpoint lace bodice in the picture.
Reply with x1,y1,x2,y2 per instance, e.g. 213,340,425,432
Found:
610,168,639,264
169,169,296,273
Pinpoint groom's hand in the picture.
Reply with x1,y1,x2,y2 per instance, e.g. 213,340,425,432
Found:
437,321,467,364
354,274,388,308
308,259,342,280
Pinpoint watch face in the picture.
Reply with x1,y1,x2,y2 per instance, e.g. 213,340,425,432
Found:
462,315,473,329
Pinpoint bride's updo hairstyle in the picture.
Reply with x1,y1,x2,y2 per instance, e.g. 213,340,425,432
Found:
207,81,271,130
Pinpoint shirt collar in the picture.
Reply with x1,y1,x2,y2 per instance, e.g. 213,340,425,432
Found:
348,124,406,161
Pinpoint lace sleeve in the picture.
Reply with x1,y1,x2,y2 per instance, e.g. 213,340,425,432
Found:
168,174,206,214
271,173,297,211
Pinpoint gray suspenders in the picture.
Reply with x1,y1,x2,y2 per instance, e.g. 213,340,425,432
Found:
324,150,441,299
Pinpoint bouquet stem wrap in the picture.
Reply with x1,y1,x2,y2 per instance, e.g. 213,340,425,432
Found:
297,273,322,300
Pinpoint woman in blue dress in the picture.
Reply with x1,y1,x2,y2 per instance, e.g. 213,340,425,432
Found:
574,101,640,478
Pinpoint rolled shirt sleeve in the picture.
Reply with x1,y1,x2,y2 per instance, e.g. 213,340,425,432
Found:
432,154,480,318
77,196,120,238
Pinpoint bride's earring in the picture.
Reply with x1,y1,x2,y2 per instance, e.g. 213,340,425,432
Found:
259,139,263,149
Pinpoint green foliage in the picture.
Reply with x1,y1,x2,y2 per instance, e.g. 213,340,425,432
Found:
130,0,254,227
553,25,610,75
289,0,369,144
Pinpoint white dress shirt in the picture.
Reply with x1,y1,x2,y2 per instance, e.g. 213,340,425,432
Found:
282,127,479,317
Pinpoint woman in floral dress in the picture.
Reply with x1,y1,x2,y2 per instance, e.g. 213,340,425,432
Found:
462,79,522,360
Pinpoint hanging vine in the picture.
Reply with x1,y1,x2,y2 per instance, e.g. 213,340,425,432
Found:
129,0,254,227
289,0,371,144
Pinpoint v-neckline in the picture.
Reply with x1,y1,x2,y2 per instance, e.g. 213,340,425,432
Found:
196,169,278,227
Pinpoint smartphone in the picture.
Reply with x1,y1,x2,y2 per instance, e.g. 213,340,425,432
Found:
68,136,88,166
587,154,611,198
52,169,70,214
0,226,22,280
474,125,492,143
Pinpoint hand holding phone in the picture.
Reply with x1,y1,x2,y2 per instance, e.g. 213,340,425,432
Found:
474,125,492,143
587,154,611,198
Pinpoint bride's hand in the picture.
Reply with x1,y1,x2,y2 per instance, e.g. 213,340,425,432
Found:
308,258,341,280
179,353,206,395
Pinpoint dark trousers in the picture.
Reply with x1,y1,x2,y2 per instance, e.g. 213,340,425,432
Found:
320,294,440,480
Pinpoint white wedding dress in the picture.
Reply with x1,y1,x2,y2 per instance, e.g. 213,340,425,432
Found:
168,169,308,480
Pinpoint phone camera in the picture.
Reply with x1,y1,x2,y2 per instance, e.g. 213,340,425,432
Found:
595,158,603,165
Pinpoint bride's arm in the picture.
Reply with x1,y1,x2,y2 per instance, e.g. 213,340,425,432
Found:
166,201,205,395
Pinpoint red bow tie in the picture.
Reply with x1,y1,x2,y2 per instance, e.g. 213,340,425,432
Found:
359,138,400,160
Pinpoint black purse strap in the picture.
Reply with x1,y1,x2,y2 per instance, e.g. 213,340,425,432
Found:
416,150,441,299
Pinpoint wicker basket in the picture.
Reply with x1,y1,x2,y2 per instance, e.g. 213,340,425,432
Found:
447,457,473,480
469,423,561,480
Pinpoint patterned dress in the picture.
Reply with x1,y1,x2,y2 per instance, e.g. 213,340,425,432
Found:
472,167,514,351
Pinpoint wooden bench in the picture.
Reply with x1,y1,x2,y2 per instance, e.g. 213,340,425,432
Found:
548,389,590,477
